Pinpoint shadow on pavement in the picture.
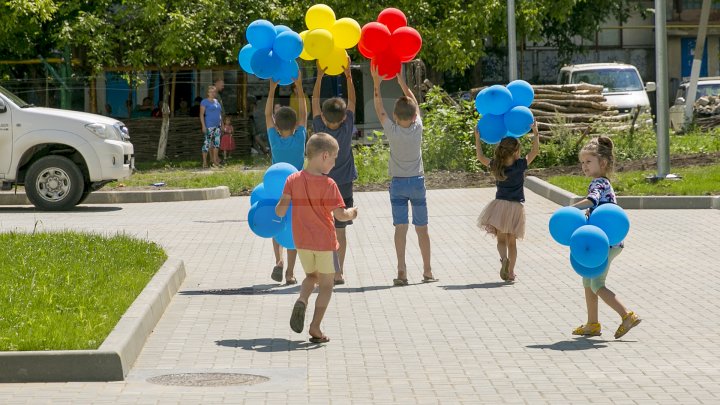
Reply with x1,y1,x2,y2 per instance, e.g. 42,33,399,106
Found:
180,284,300,295
216,338,325,352
526,337,609,351
0,206,123,213
441,282,509,290
332,285,394,293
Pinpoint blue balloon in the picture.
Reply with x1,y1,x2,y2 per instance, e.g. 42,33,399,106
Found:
274,206,295,249
474,88,489,115
507,80,535,107
248,199,285,238
274,25,292,35
250,48,280,80
250,183,268,205
570,225,609,269
238,44,256,74
263,162,298,199
272,59,299,86
246,20,276,49
504,106,534,137
273,31,303,61
549,206,587,246
478,85,513,115
476,114,506,145
588,203,629,246
570,254,608,279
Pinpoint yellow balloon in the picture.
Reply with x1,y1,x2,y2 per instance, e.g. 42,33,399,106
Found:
330,18,361,49
318,47,348,76
304,28,334,59
298,30,315,61
306,4,336,30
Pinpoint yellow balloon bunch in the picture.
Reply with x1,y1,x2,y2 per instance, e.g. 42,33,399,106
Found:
300,4,361,75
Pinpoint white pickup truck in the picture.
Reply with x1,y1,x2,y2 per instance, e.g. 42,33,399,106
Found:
0,85,134,210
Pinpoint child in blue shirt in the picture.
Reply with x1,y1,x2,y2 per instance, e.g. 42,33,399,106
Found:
267,73,307,285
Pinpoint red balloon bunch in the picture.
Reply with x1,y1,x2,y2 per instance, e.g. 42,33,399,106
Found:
358,8,422,80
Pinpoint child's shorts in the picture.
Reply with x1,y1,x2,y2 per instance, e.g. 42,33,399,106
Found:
582,246,623,293
334,182,354,228
297,249,335,274
389,176,428,226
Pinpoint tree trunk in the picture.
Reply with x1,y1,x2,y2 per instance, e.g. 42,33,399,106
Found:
157,70,173,160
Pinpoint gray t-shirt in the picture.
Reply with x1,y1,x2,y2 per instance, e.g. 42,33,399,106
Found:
382,116,424,177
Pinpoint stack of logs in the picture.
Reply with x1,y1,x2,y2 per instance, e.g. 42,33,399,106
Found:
466,83,640,140
529,84,637,139
125,116,253,162
693,96,720,129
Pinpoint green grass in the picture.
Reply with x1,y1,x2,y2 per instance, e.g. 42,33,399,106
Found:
548,164,720,196
0,231,167,351
111,159,267,195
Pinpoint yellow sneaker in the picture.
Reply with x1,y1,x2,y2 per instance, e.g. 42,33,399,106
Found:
572,322,602,336
614,311,641,339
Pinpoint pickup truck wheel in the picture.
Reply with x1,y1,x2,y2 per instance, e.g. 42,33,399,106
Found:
77,183,92,205
25,156,84,211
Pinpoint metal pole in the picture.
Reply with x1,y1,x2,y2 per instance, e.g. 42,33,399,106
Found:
683,0,711,126
508,0,517,81
655,0,670,178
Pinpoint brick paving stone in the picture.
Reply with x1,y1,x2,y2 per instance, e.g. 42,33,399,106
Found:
0,188,719,403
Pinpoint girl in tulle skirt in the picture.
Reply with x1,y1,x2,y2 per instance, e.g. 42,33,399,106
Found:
474,122,539,282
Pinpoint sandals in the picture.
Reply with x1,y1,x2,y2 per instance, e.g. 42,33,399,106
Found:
614,311,642,339
289,300,306,333
393,278,409,286
271,265,283,282
422,275,439,283
572,322,602,336
309,335,330,343
285,277,297,285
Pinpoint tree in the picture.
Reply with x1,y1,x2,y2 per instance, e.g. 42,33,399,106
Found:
62,0,269,160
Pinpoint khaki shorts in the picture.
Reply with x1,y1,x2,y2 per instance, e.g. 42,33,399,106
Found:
582,246,623,293
297,249,335,274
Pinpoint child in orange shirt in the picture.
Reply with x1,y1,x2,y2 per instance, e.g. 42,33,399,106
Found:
275,133,358,343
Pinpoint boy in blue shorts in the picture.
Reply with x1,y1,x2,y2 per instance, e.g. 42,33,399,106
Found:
371,64,437,286
312,58,357,285
266,73,307,285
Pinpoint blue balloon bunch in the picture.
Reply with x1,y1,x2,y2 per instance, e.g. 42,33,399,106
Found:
248,162,299,248
239,20,303,85
548,204,630,278
475,80,535,144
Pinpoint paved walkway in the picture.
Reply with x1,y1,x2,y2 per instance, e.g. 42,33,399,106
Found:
0,188,719,404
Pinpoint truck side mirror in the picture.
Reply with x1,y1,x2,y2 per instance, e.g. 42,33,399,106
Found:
645,82,657,92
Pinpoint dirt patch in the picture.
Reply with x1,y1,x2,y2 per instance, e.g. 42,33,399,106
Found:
356,152,720,193
106,152,720,195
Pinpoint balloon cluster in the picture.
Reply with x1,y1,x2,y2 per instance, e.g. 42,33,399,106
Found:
549,204,630,278
239,20,303,85
248,163,299,249
358,8,422,80
475,80,535,144
298,4,361,75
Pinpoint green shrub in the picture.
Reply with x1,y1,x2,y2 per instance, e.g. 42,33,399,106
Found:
354,131,390,185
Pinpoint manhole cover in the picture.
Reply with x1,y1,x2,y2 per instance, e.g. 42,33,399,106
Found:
147,373,269,387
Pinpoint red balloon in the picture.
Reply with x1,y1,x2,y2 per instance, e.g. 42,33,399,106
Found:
378,8,407,33
358,38,374,59
391,26,422,62
372,51,401,80
360,22,391,55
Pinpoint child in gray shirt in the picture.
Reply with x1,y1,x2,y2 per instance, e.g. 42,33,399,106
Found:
371,64,437,287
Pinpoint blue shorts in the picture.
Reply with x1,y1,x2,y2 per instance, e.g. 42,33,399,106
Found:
389,176,428,226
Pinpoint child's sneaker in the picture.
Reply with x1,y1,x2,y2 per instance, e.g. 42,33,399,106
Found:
614,311,641,339
572,322,602,336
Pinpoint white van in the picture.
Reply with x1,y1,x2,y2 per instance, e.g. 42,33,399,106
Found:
558,63,656,113
0,85,134,210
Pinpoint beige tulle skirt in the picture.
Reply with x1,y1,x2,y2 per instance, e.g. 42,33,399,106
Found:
477,199,526,239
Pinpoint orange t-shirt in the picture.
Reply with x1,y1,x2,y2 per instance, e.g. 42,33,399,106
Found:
282,171,345,251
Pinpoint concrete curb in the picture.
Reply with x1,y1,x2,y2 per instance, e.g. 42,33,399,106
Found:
0,186,230,205
526,176,720,209
0,258,186,383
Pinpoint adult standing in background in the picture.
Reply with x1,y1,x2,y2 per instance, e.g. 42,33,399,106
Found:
214,76,225,116
200,85,222,168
